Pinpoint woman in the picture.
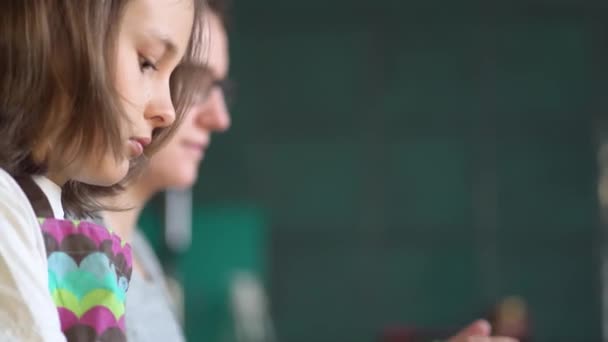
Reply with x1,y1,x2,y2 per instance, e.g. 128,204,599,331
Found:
101,1,231,341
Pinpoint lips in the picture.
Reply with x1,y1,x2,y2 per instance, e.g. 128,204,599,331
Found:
128,137,151,158
133,137,151,147
182,140,208,159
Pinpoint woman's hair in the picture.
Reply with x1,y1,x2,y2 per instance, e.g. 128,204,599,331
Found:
167,0,231,106
0,0,205,217
207,0,231,29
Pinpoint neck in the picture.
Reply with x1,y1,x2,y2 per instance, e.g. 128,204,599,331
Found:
46,172,68,187
102,181,158,242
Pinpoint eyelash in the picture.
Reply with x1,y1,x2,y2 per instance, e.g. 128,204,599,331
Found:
139,56,158,72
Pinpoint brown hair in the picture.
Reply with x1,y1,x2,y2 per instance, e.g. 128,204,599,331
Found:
0,0,205,217
207,0,231,29
168,0,231,106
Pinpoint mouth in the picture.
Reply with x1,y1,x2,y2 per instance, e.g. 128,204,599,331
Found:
128,136,151,158
182,140,208,159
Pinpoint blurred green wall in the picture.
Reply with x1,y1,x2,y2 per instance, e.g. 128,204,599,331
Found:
141,1,605,341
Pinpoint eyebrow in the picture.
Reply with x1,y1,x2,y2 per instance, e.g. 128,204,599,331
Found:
148,29,178,56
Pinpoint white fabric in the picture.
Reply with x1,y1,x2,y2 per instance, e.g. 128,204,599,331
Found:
0,169,66,341
32,175,64,219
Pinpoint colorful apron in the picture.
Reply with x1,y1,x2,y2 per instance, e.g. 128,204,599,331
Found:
16,177,132,341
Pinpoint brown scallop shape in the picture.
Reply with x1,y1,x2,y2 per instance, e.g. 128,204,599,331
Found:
59,234,98,264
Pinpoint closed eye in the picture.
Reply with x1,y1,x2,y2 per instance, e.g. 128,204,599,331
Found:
139,55,158,72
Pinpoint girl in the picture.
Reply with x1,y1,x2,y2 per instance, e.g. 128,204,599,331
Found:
0,0,205,340
101,1,231,340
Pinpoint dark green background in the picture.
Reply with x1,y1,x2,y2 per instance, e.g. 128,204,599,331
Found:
141,1,607,341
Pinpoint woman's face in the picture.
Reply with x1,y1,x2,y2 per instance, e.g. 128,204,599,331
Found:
143,11,231,190
75,0,195,186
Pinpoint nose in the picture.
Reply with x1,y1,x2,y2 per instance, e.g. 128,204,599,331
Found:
196,88,231,132
145,81,177,129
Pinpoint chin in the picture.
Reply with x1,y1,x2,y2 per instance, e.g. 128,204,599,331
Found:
167,168,198,190
96,173,128,187
75,167,128,187
95,165,130,187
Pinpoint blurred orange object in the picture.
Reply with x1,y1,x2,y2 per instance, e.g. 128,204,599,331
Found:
487,296,531,342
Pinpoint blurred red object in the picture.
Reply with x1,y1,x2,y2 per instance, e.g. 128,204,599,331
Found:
380,325,450,342
380,326,417,342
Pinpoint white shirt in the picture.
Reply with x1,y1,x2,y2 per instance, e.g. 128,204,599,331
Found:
0,169,66,341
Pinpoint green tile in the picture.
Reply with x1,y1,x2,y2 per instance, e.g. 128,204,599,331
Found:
243,142,366,229
387,140,474,226
493,20,593,114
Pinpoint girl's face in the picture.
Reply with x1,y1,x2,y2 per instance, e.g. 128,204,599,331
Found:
144,11,230,190
75,0,194,186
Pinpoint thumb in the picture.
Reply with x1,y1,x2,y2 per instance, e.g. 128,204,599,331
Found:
448,319,492,341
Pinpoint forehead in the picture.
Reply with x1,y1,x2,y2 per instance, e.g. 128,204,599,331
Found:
122,0,195,55
202,11,229,78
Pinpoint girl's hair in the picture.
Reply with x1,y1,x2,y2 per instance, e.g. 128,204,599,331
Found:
0,0,205,217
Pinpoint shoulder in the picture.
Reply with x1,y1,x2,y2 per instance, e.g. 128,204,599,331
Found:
0,169,37,220
0,169,23,194
132,230,165,279
0,169,44,252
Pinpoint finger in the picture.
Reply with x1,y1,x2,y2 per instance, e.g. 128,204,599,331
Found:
449,319,492,341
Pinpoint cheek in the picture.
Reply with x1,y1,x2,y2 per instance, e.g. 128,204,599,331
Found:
150,141,182,167
149,122,195,166
114,56,148,110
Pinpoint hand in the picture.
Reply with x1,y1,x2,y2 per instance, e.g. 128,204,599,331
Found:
447,319,518,342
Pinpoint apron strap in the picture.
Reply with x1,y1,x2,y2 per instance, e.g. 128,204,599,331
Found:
14,176,54,218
